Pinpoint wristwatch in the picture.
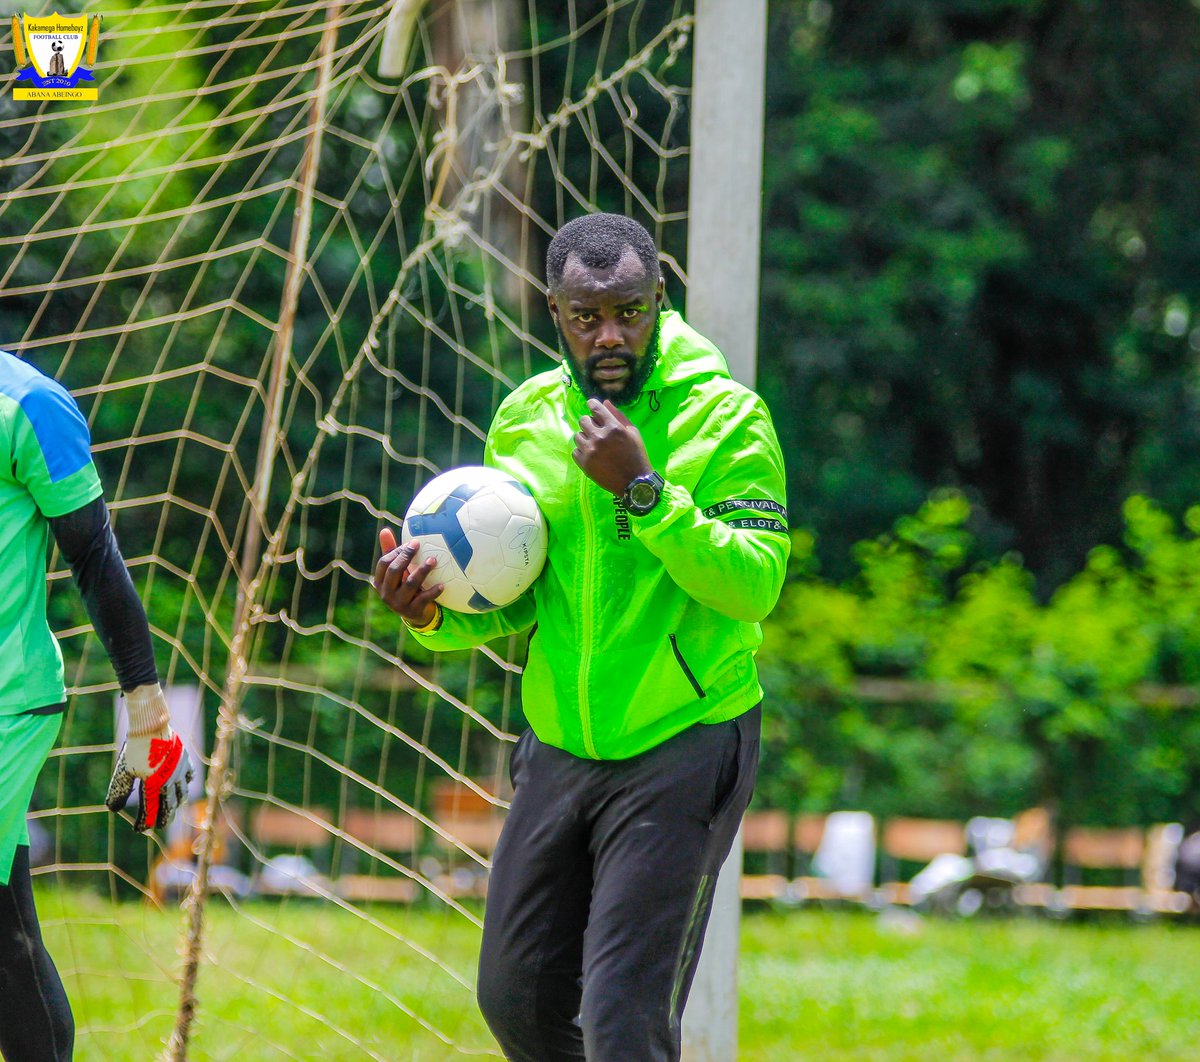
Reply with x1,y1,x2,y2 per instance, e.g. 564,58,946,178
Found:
621,471,665,516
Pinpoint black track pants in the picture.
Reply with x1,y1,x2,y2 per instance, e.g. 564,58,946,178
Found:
0,846,74,1062
478,705,760,1062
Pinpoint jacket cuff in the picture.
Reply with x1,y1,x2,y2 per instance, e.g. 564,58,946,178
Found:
123,683,170,737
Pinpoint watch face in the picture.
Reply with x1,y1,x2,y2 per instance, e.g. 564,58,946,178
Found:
630,481,657,508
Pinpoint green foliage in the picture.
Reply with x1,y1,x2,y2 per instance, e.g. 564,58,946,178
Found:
760,492,1200,826
759,0,1200,586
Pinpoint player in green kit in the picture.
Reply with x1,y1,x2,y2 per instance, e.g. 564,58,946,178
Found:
0,349,192,1061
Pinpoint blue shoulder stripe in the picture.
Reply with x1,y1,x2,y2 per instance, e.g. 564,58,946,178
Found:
0,350,94,483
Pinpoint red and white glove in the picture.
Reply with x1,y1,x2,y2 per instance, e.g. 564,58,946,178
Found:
105,684,194,833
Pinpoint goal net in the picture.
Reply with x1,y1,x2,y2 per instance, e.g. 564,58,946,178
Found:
1,0,694,1057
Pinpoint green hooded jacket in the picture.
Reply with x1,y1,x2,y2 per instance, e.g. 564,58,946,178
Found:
407,309,790,760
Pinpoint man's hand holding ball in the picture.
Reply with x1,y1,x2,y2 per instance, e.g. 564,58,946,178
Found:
374,526,442,630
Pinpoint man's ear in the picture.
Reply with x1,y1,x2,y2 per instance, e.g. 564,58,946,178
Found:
655,277,665,306
546,290,559,322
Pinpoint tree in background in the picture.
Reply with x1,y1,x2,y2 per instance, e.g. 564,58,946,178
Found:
761,0,1200,587
758,492,1200,827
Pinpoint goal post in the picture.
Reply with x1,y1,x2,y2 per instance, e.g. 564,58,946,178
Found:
681,0,769,1059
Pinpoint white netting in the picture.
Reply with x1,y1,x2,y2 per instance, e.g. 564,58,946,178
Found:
1,0,693,1057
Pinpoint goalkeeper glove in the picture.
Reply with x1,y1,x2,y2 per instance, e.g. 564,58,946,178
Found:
105,684,194,833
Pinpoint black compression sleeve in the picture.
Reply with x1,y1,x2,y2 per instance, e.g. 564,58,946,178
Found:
48,497,158,692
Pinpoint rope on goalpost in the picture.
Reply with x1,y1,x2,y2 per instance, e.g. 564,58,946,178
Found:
165,5,342,1057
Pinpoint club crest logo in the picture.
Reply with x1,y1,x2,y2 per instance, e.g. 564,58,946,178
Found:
11,12,100,101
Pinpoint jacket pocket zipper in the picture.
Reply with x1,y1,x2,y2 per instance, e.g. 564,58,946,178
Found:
669,634,706,699
521,624,538,671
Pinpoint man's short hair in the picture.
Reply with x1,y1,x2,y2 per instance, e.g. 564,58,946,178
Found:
546,213,661,290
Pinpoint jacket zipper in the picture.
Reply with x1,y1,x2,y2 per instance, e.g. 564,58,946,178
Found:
578,466,599,757
669,634,706,699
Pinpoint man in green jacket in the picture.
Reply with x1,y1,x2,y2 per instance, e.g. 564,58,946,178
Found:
374,213,789,1061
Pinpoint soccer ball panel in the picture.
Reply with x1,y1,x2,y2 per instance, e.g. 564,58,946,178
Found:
465,528,505,584
500,514,538,569
500,490,540,522
461,490,512,535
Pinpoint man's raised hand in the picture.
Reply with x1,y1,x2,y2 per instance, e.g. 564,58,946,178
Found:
573,398,653,495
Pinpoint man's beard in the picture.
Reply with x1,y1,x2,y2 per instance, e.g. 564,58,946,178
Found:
558,314,662,406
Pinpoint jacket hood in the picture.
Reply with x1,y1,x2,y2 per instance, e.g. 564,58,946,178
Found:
644,309,732,389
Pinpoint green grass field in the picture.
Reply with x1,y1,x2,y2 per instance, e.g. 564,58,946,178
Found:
34,889,1200,1060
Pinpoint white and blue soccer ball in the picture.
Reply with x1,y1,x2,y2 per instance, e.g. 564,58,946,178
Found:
402,465,547,614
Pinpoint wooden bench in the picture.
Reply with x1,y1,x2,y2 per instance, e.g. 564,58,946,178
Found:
879,817,966,906
250,804,334,849
1142,823,1193,914
1053,824,1192,915
430,779,506,898
337,808,423,904
248,804,335,897
789,812,878,903
1057,826,1143,911
740,810,789,901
